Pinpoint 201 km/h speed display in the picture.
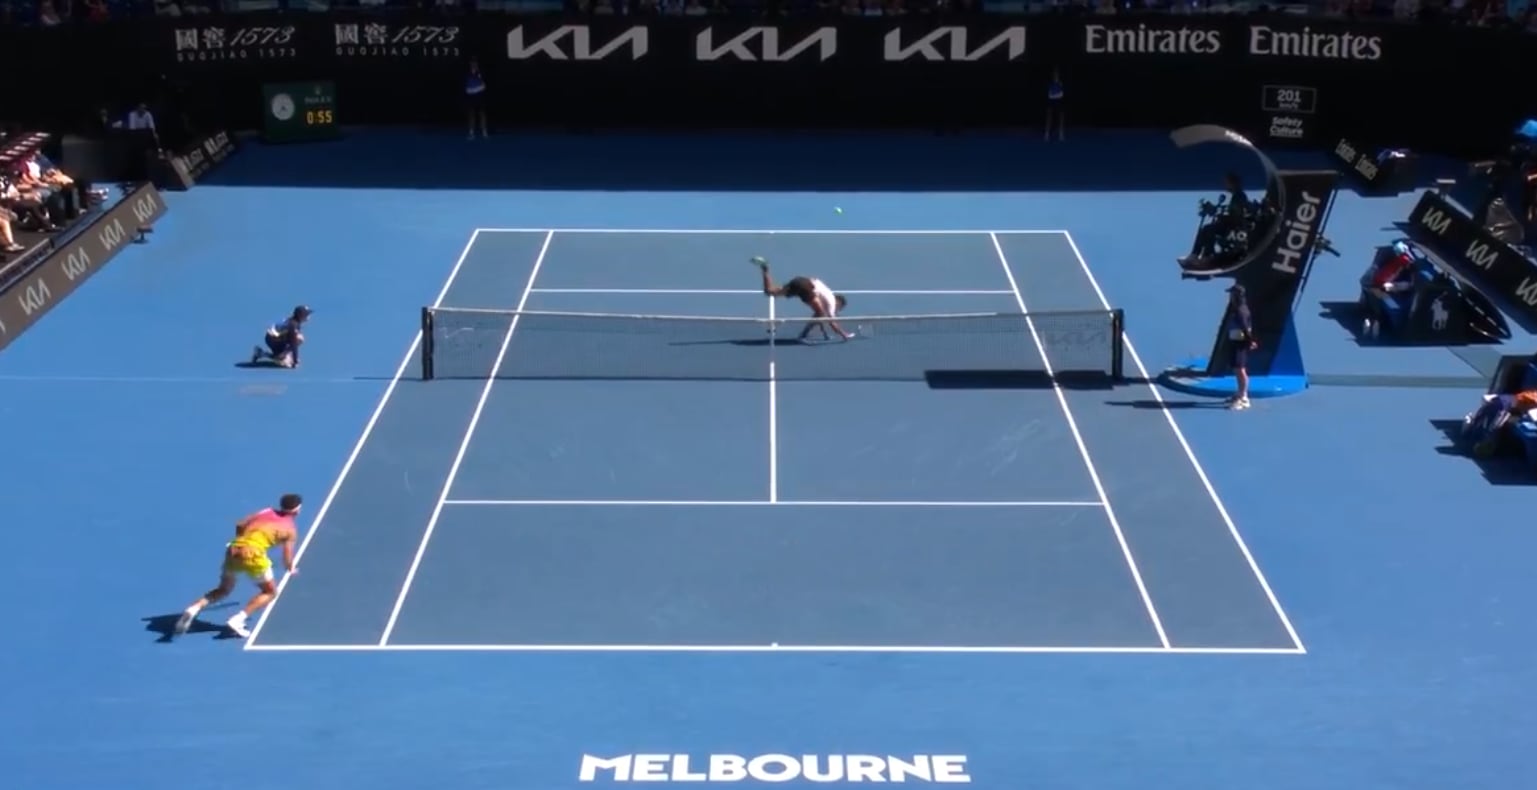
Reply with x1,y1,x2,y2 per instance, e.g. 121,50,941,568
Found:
1262,85,1318,115
263,81,340,143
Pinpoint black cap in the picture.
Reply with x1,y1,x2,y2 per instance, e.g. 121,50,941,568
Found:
278,493,303,513
293,305,313,318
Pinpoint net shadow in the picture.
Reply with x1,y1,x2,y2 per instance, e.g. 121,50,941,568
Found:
924,371,1115,391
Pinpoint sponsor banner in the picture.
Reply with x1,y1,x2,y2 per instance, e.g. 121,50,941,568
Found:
165,130,236,190
157,15,1405,68
1405,191,1537,332
1208,169,1340,377
0,185,169,352
578,754,972,784
1330,137,1386,187
0,14,1511,147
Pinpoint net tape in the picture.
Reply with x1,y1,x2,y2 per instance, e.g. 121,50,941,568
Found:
423,308,1122,382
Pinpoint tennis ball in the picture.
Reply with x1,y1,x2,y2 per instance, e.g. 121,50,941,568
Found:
834,207,843,214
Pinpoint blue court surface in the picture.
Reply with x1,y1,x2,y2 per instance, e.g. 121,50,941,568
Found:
2,131,1535,790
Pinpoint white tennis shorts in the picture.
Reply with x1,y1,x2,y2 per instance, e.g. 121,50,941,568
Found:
811,279,838,316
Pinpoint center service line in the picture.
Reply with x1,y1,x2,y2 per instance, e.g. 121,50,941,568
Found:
245,229,486,649
989,233,1171,650
377,230,555,647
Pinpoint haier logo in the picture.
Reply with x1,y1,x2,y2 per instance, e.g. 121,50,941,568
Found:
1084,24,1221,55
506,25,649,61
1271,190,1324,275
579,754,973,784
696,27,836,62
883,27,1025,62
1248,25,1382,61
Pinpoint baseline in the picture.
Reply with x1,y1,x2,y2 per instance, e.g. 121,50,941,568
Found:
477,228,1068,235
529,288,1014,295
1058,232,1305,653
246,643,1303,655
244,229,486,648
441,499,1103,507
989,233,1171,649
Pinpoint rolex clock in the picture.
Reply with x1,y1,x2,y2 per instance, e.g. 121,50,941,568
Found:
262,82,339,144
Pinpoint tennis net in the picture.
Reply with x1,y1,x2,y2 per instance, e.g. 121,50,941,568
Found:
421,307,1124,382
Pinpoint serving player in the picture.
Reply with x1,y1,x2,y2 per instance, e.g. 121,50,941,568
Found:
752,256,854,341
174,493,302,639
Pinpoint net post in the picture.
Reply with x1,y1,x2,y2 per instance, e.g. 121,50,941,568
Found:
420,306,435,381
1110,309,1126,381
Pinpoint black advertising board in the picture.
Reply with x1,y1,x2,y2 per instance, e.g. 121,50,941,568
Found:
1,14,1532,151
1402,191,1537,333
0,185,169,353
161,129,237,190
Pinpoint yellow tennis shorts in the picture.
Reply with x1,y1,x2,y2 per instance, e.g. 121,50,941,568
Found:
223,547,274,583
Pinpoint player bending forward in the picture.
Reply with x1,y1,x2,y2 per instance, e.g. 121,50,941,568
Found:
175,493,302,639
753,257,854,341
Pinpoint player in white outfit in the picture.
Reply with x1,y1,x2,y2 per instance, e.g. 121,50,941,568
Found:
752,256,854,341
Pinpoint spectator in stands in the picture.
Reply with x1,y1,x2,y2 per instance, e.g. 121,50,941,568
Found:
0,206,25,255
0,175,58,232
18,154,82,220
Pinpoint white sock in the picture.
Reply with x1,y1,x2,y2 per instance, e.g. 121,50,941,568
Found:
185,603,203,616
227,611,247,624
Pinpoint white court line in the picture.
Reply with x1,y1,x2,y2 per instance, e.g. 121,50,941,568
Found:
1059,232,1307,654
0,375,374,385
441,499,1104,507
478,228,1068,235
245,643,1304,655
244,230,486,649
767,294,779,503
989,233,1172,650
529,288,1014,296
376,230,556,647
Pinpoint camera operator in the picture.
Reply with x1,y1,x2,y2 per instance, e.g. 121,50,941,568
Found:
1181,172,1252,270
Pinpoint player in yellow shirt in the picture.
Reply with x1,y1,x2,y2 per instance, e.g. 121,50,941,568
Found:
174,493,302,639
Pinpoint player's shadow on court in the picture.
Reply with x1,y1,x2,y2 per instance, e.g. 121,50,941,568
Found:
142,604,240,643
1429,419,1537,486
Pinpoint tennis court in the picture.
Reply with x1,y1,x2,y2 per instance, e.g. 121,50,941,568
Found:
247,228,1300,653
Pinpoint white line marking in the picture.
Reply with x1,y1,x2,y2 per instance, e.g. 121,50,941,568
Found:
245,643,1304,655
477,228,1068,236
989,232,1172,649
376,231,555,647
244,230,485,649
441,499,1105,507
529,288,1015,296
1059,232,1306,653
0,375,376,385
767,294,778,503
